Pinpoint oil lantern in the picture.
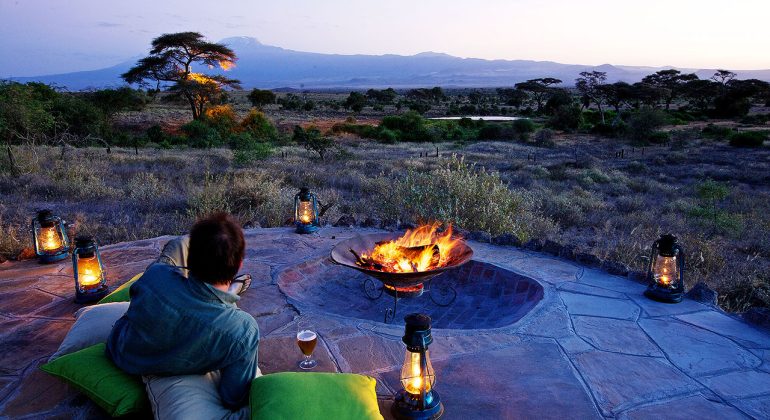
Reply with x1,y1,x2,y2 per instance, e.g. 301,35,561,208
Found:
392,313,444,420
31,209,69,263
644,234,685,303
294,187,319,234
72,236,109,303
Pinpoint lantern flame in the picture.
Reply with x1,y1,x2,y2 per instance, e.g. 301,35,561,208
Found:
356,224,464,273
77,255,103,288
39,226,63,252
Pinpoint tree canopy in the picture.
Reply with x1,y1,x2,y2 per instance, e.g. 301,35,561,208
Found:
122,32,240,120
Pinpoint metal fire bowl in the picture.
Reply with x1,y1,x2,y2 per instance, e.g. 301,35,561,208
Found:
330,232,474,288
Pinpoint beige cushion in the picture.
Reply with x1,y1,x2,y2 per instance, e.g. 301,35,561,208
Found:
143,369,260,420
49,302,130,362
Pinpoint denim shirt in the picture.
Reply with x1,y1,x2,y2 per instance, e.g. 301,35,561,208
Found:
106,263,259,409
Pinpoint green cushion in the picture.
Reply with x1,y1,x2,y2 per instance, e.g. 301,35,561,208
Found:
98,272,143,304
40,343,149,417
250,372,382,420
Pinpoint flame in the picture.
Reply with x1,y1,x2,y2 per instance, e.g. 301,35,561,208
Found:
39,226,63,252
298,201,314,224
77,255,102,288
359,224,463,273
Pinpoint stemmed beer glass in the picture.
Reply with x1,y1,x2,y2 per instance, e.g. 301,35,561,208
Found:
296,318,318,369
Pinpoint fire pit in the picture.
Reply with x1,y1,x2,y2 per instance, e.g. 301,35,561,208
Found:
331,225,473,322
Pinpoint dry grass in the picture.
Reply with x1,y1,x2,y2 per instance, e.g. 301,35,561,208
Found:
1,125,769,312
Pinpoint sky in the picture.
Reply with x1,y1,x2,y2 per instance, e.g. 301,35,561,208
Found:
1,0,769,77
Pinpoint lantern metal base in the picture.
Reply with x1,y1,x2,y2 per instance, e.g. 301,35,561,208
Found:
75,286,110,304
644,286,683,303
39,252,69,264
295,223,319,234
392,389,444,420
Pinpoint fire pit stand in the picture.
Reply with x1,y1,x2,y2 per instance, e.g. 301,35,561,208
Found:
331,232,472,324
362,277,457,323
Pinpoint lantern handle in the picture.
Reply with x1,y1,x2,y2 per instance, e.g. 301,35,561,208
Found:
30,218,40,255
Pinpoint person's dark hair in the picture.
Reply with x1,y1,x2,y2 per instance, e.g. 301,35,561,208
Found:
188,212,245,284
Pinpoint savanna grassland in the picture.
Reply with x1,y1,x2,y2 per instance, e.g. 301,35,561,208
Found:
1,86,769,313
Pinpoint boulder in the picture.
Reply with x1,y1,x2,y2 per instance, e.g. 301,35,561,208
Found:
575,252,602,268
685,282,718,306
523,238,544,251
492,233,522,247
467,231,492,243
333,215,356,227
743,307,770,330
542,240,563,256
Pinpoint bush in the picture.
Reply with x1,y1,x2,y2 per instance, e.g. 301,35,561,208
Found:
240,109,278,141
627,108,667,142
146,125,168,144
181,120,223,148
729,131,767,148
533,128,556,147
234,143,273,164
203,105,238,138
382,155,554,239
478,125,503,140
247,89,276,107
701,124,733,140
293,125,335,159
547,104,582,131
512,118,536,134
648,131,671,144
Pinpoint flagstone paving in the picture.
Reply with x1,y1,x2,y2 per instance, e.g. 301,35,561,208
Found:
1,227,769,419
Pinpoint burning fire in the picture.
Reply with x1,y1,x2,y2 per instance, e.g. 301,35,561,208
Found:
352,224,464,273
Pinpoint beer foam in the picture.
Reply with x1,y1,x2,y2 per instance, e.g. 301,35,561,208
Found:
297,330,317,341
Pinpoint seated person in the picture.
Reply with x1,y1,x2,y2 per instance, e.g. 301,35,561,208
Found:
107,212,258,409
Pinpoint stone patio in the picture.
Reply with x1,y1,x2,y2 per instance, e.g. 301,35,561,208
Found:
1,227,769,419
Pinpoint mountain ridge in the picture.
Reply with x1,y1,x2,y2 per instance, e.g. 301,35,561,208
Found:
8,37,770,90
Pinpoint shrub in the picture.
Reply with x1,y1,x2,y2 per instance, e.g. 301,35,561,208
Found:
181,120,223,148
648,131,671,144
126,172,170,203
240,109,278,142
729,131,767,148
627,108,667,142
292,125,335,159
203,105,238,138
247,89,276,107
478,125,503,140
547,104,582,131
701,124,733,140
146,125,167,144
233,143,273,165
512,118,536,134
382,155,554,239
533,128,556,147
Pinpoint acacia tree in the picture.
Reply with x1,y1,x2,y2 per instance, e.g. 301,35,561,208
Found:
575,71,608,124
514,78,562,113
641,69,698,110
122,32,240,120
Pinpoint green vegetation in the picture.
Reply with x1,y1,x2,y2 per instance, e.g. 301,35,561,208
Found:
729,131,767,148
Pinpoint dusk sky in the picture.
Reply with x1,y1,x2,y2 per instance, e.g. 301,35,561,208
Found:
1,0,769,77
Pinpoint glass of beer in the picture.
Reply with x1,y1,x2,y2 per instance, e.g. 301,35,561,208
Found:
296,318,318,370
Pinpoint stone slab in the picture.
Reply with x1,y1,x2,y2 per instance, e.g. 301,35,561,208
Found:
0,319,72,374
701,370,770,400
573,316,663,357
1,363,73,418
333,334,404,374
560,292,640,320
731,395,770,419
515,300,574,339
628,293,711,318
380,342,600,419
572,350,702,416
677,310,770,349
639,318,760,377
558,282,628,299
618,394,748,420
578,271,647,294
0,289,58,317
